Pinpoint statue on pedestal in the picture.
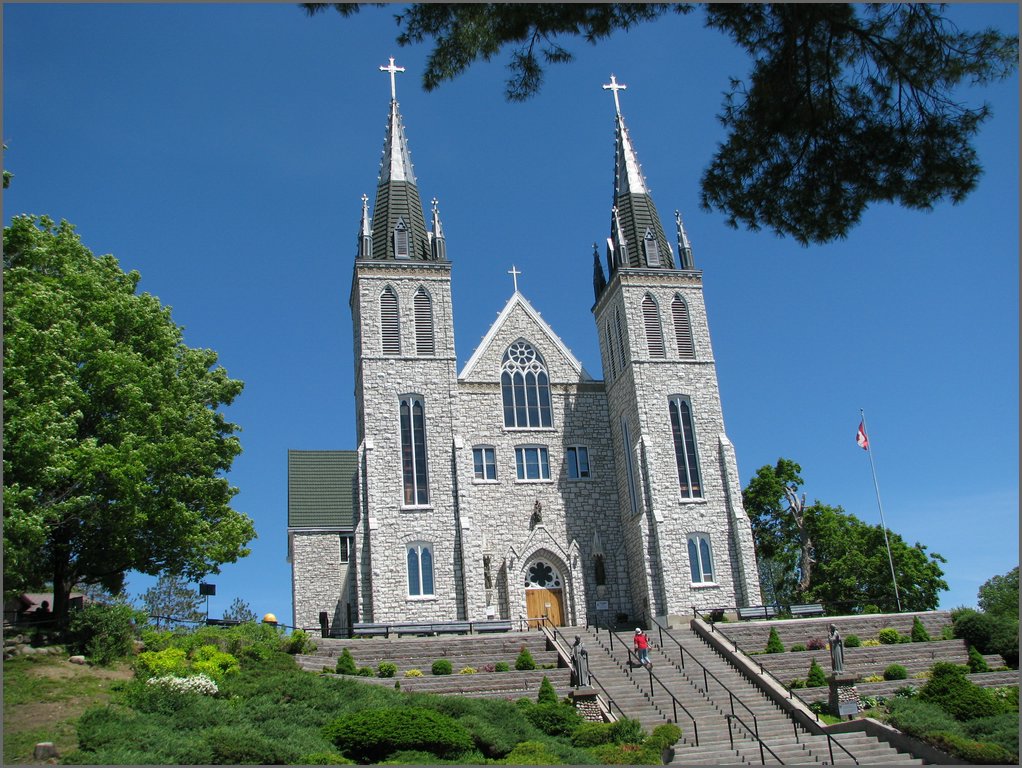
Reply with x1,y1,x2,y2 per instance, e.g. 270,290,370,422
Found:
828,623,844,674
571,636,591,687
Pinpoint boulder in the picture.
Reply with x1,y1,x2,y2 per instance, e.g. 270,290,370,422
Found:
34,742,59,760
69,655,87,665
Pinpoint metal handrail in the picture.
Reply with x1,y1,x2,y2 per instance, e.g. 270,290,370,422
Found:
725,713,786,765
537,619,630,722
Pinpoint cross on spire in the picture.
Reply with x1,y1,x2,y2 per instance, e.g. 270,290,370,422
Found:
380,56,405,100
602,74,627,115
508,265,522,293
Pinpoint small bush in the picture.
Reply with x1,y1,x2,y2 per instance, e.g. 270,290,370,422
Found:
571,722,615,747
885,696,962,739
862,604,881,614
884,664,908,681
190,645,240,682
806,637,826,651
878,628,900,645
863,674,885,683
376,662,397,678
920,662,1002,720
861,638,881,647
431,659,453,676
898,633,912,643
501,740,563,765
494,661,510,672
806,658,828,687
844,634,861,648
459,666,477,675
789,678,806,689
515,646,537,670
968,645,990,673
790,643,807,652
404,668,423,677
765,627,784,654
609,717,646,744
335,648,356,675
537,675,558,704
482,663,495,673
929,731,1018,764
356,666,373,677
911,617,932,642
284,628,314,654
647,722,682,750
135,647,189,680
323,706,474,763
894,685,918,698
523,702,582,736
66,603,142,666
588,742,661,764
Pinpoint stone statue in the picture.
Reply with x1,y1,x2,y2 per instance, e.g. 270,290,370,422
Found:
571,635,591,687
828,623,844,674
531,500,543,528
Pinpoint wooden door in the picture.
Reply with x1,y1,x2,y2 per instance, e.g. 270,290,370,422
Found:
525,588,563,628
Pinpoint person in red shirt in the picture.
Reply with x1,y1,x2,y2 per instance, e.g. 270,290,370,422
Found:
633,628,651,668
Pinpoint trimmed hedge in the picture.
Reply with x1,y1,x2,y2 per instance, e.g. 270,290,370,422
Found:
884,664,908,681
323,706,474,763
919,662,1003,721
431,659,453,676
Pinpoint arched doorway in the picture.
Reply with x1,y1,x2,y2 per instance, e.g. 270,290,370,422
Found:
524,559,564,627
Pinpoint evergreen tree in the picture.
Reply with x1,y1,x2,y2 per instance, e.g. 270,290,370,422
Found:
223,597,257,623
140,574,204,629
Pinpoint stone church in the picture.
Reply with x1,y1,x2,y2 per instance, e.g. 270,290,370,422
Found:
289,63,762,635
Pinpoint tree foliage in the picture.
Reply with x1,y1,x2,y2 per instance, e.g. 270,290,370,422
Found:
978,566,1019,620
302,3,1017,245
3,215,256,626
743,458,947,612
141,574,205,629
223,596,258,623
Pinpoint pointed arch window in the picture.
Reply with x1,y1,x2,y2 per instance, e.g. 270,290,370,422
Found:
501,340,552,429
622,417,639,516
400,395,429,505
615,308,627,371
669,396,702,498
394,219,410,259
407,542,435,596
604,321,617,380
380,286,400,356
414,288,434,356
672,294,695,359
643,228,661,267
642,294,666,358
688,533,714,583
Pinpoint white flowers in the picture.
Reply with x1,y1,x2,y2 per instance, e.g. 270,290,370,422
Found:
146,673,219,696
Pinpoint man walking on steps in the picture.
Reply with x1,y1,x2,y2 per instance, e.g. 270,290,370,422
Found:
634,628,652,669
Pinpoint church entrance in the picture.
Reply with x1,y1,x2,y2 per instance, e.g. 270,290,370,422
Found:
524,559,564,628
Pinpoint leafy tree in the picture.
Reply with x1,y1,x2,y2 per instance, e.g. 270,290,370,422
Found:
3,216,255,627
978,567,1019,620
223,596,258,623
303,3,1018,245
2,142,11,189
141,574,205,629
743,458,947,612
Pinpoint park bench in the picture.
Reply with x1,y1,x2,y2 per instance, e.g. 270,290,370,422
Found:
205,618,242,627
737,605,779,620
788,603,825,618
473,619,513,633
351,623,391,637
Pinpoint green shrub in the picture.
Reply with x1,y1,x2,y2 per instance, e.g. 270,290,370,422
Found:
191,645,240,681
66,603,142,666
940,624,956,640
647,722,682,751
376,662,397,678
356,666,373,677
844,634,861,648
203,723,297,764
862,604,881,614
765,627,784,654
404,668,423,677
335,648,356,675
323,706,473,763
920,662,1002,721
608,716,646,744
884,664,908,681
878,628,900,645
928,731,1018,764
911,617,931,642
789,678,806,689
515,646,537,670
992,685,1018,712
968,645,990,673
523,702,582,736
570,721,615,747
894,685,918,698
134,647,189,680
952,608,1019,666
459,666,477,675
431,659,453,676
299,752,355,764
884,697,962,739
500,740,563,765
790,643,807,652
806,658,827,687
494,661,510,672
963,712,1020,757
898,633,912,643
537,675,558,704
587,742,661,764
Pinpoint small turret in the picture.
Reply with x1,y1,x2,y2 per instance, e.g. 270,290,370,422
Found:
676,210,695,270
357,193,373,260
430,197,447,262
592,242,607,301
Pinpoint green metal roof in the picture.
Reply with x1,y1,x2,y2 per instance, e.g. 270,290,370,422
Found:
287,450,358,530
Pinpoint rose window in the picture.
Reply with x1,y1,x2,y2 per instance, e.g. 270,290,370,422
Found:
525,560,562,589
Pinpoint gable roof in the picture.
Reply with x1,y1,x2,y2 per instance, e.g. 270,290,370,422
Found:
459,292,594,382
287,450,358,530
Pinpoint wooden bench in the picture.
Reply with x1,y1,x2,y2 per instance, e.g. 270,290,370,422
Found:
789,603,825,618
737,605,779,620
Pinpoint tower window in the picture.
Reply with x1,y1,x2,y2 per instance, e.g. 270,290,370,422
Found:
400,395,429,505
501,341,552,429
566,446,591,480
414,288,434,356
339,536,352,564
642,294,666,358
473,446,497,481
515,446,550,481
643,228,661,267
621,418,639,516
604,321,617,380
669,396,702,498
380,286,400,356
407,542,435,596
688,533,714,583
615,308,627,371
672,294,695,358
394,219,410,259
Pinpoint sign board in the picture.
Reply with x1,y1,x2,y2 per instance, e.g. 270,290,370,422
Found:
595,600,609,610
838,700,859,717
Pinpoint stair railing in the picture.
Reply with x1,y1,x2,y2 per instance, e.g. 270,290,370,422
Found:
724,714,786,765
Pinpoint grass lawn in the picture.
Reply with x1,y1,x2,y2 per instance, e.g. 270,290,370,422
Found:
3,653,133,764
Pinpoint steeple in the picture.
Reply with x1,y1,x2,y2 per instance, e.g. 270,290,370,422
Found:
364,57,436,261
602,75,674,274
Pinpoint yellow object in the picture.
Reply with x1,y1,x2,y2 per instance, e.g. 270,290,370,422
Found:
262,613,278,624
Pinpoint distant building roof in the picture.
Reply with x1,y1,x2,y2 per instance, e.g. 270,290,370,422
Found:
287,450,358,530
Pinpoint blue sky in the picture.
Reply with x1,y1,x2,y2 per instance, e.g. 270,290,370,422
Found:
4,3,1017,621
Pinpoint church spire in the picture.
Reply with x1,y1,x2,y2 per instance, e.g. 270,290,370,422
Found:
602,74,674,273
366,57,435,261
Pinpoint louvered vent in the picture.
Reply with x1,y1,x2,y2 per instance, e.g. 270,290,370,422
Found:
643,228,661,267
380,287,400,356
642,294,666,358
615,308,627,371
672,295,695,358
414,288,434,355
604,321,617,379
394,219,409,259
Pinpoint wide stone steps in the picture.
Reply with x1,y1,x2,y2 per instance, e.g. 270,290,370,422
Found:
339,666,573,698
713,612,953,651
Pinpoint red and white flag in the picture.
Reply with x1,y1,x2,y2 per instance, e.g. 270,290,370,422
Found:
856,421,869,451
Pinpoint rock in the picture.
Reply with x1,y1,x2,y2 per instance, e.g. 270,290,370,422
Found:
69,655,87,664
34,742,59,760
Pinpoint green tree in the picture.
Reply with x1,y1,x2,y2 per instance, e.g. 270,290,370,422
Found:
3,215,256,627
303,3,1017,245
743,458,947,612
978,567,1019,620
223,596,258,623
140,574,205,629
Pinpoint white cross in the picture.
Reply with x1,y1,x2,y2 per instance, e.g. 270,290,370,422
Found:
602,74,627,115
508,265,522,293
380,57,405,100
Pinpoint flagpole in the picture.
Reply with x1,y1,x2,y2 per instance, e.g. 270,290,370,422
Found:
860,408,902,612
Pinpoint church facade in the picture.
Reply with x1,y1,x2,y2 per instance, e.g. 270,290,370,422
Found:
289,64,762,634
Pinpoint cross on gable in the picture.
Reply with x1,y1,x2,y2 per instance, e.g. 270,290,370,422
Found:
380,57,405,100
602,74,627,115
508,265,522,293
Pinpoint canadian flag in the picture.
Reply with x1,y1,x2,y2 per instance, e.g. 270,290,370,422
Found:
856,421,869,451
